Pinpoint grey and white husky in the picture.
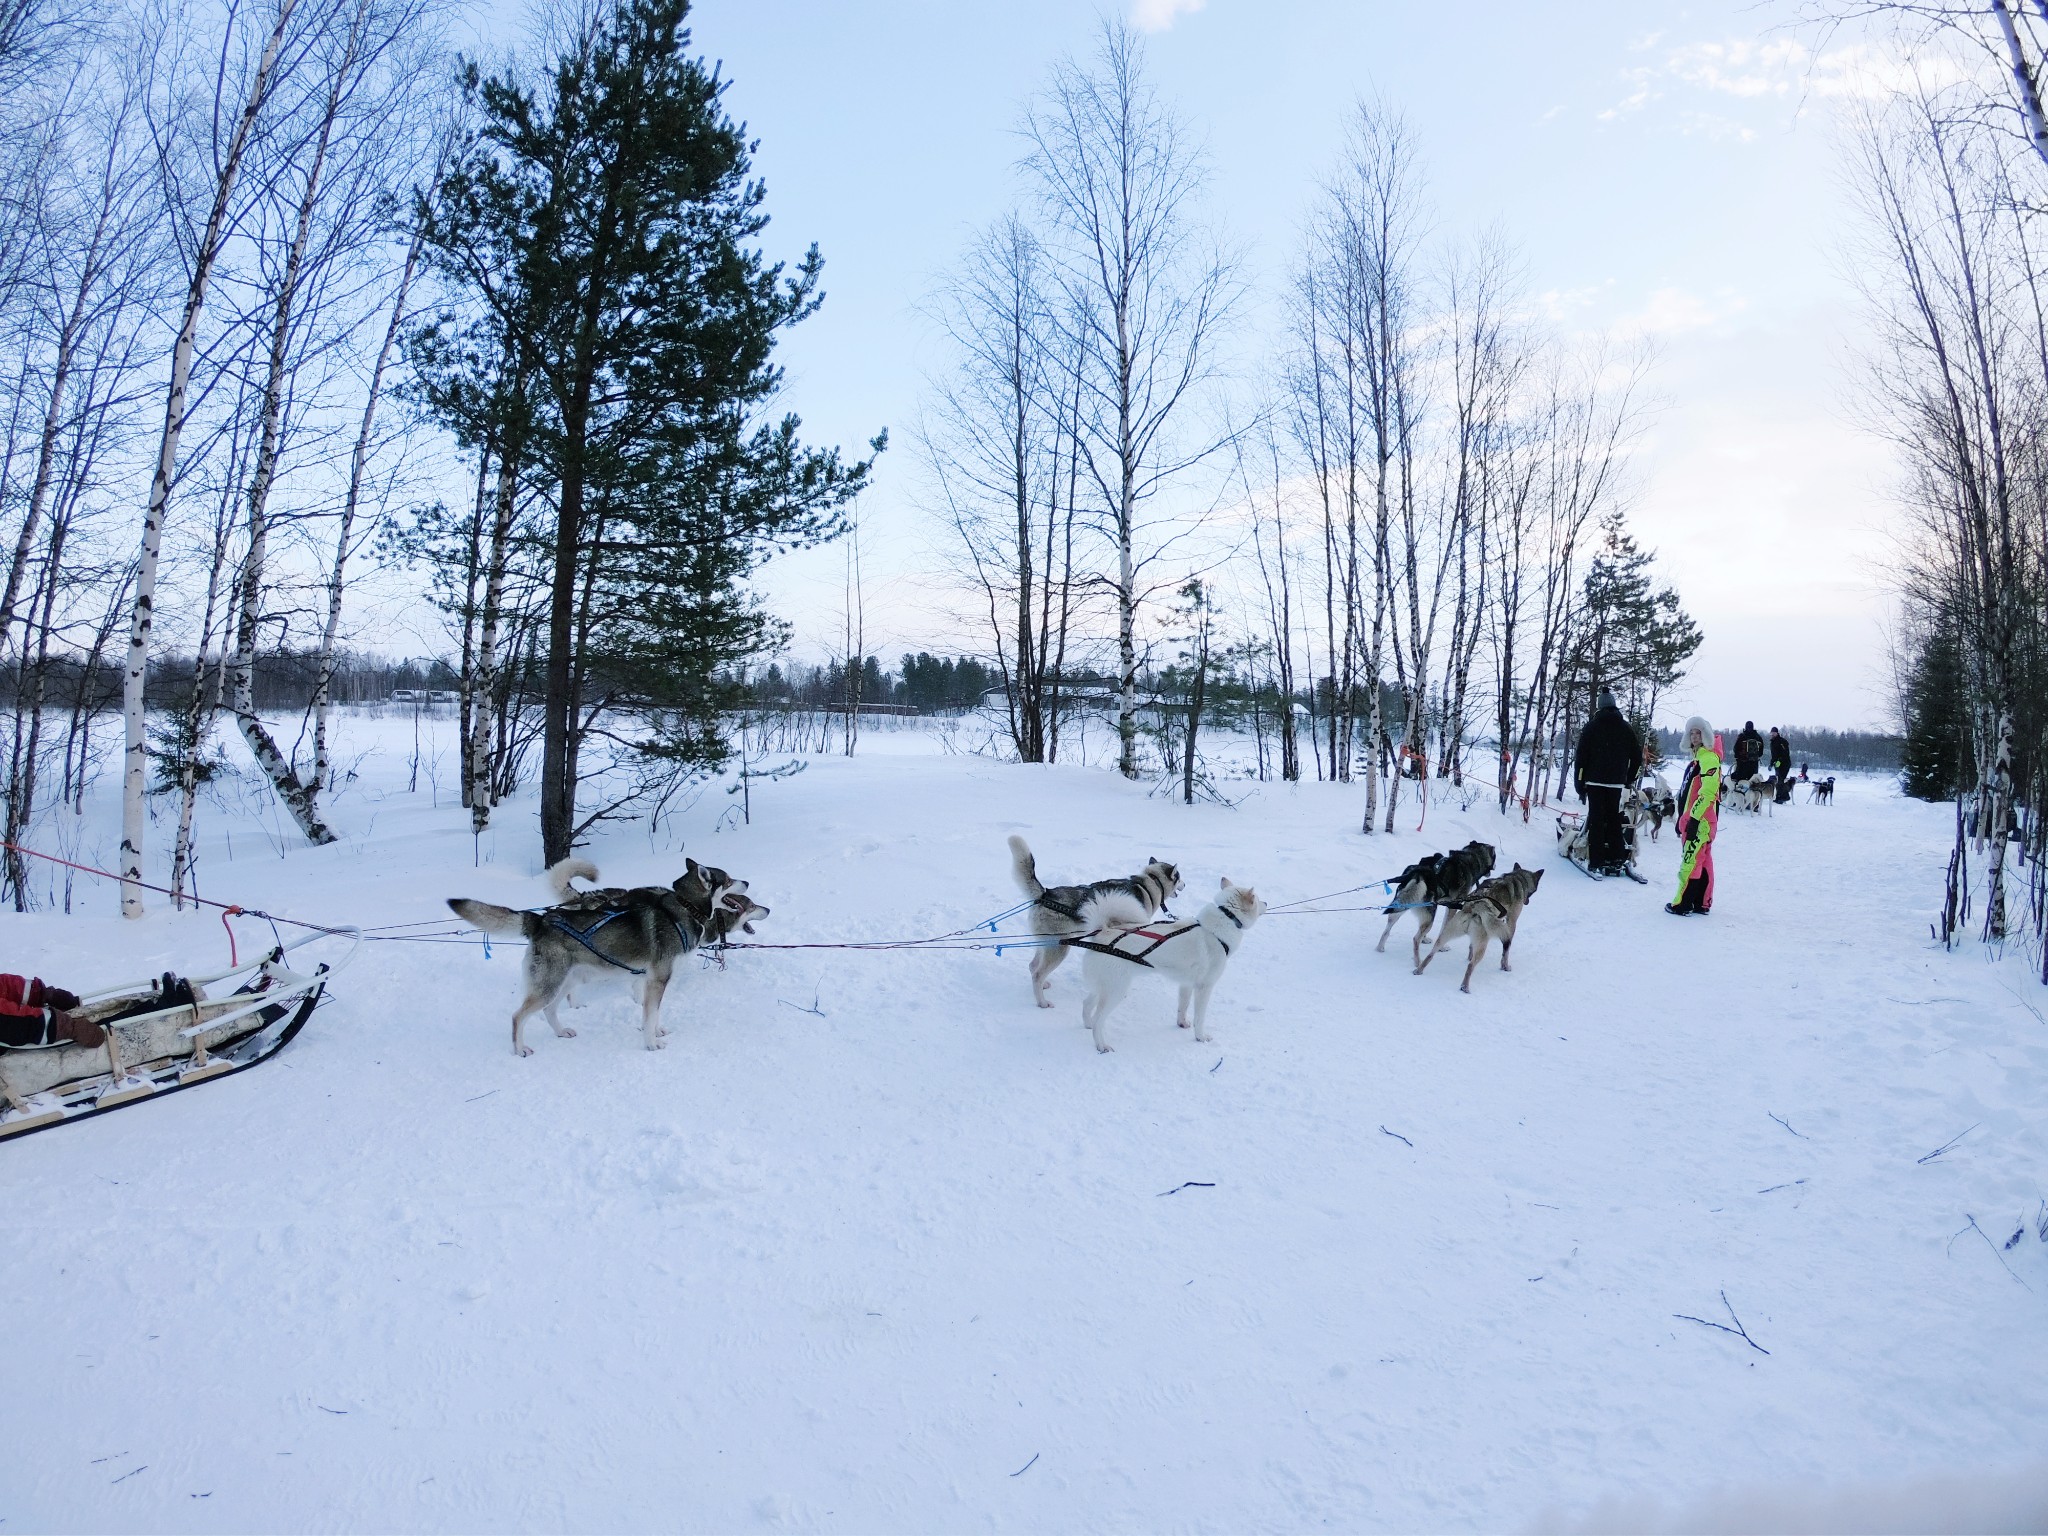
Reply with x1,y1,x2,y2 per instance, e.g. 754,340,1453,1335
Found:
1414,863,1544,993
1376,839,1496,967
1006,834,1183,1008
1078,878,1266,1054
449,857,768,1056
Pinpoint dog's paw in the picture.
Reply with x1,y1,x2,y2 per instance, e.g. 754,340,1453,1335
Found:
1035,999,1054,1010
515,1044,535,1058
561,1027,578,1038
646,1037,667,1050
1095,1043,1113,1053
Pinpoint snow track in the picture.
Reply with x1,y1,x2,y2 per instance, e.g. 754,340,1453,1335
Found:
2,723,2044,1531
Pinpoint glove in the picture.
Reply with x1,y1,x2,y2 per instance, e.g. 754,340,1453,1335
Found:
51,1009,105,1049
43,985,80,1010
1678,817,1696,842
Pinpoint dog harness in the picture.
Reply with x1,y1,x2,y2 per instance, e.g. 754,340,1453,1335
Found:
543,903,699,976
1064,908,1239,967
1034,879,1174,926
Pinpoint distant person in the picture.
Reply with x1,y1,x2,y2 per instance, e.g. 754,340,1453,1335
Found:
1769,726,1793,803
1798,761,1810,783
1668,716,1722,916
1575,687,1643,876
1733,720,1764,784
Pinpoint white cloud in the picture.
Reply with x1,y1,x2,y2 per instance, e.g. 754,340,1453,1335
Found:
1130,0,1204,34
1624,286,1749,337
1600,34,1985,130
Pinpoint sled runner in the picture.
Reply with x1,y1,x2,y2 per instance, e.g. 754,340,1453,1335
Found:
0,928,356,1141
1555,809,1649,884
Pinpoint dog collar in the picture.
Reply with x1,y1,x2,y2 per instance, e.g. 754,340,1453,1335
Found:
1219,906,1244,930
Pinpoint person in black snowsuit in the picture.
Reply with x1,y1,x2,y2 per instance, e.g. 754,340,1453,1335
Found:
1769,726,1793,803
1575,687,1644,876
1733,721,1764,783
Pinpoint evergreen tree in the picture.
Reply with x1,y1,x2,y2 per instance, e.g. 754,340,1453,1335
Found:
1902,623,1970,801
414,0,877,860
1570,510,1703,727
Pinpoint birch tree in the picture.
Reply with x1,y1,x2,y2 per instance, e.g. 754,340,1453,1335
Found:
1024,20,1236,781
118,0,299,917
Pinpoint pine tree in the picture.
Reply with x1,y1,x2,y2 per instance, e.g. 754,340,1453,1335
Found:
1571,511,1702,724
414,0,877,861
1902,623,1970,801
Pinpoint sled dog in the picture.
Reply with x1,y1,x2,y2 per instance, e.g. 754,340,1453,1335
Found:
448,857,767,1056
1415,863,1544,994
1376,839,1496,967
1077,878,1266,1054
1635,772,1678,842
1007,834,1183,1008
1726,774,1768,815
1811,775,1835,805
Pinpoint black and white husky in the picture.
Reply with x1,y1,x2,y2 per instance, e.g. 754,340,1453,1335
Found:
1077,878,1266,1054
1006,835,1183,1008
449,857,768,1056
1376,839,1496,967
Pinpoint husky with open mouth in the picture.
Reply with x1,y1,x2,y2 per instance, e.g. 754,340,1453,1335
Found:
449,857,768,1056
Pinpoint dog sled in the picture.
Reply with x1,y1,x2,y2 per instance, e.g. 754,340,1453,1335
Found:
0,928,355,1141
1555,796,1649,884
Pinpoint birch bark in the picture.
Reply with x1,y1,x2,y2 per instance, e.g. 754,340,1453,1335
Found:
119,0,299,917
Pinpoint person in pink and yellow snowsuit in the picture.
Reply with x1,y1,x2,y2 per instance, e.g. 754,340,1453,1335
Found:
1667,715,1721,916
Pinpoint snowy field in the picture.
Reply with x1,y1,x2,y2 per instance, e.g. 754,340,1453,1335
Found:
3,712,2046,1533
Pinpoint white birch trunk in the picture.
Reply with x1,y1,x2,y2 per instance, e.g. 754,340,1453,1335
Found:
227,0,370,847
119,0,299,917
1993,0,2048,171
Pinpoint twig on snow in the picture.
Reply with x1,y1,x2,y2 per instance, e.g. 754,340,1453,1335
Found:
1757,1180,1808,1194
1156,1181,1215,1196
110,1466,147,1485
1379,1126,1413,1148
777,989,826,1018
1210,1056,1222,1072
317,1405,347,1415
1768,1112,1808,1140
464,1089,498,1104
1949,1214,2033,1290
1673,1289,1770,1355
1010,1453,1039,1477
1918,1124,1980,1164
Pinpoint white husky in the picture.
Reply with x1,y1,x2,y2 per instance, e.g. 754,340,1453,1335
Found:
1077,878,1265,1054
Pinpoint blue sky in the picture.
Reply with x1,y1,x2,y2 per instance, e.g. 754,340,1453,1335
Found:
466,1,1900,729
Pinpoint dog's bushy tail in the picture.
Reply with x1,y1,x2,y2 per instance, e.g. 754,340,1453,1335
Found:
547,857,600,899
447,898,530,937
1007,835,1044,899
1084,891,1150,932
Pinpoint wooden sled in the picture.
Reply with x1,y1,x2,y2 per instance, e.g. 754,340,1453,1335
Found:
0,928,357,1141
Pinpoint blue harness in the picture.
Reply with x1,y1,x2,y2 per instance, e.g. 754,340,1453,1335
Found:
545,903,697,976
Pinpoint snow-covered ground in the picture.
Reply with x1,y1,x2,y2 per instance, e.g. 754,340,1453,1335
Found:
3,714,2045,1532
